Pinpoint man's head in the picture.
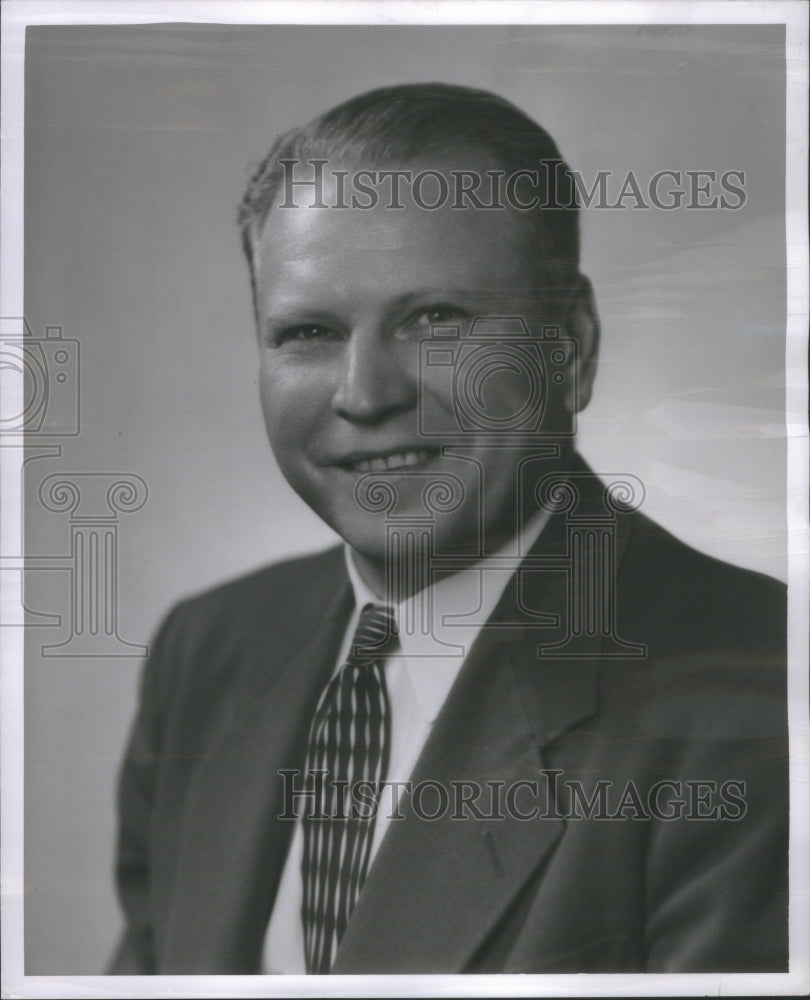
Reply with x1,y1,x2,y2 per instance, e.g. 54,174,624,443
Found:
238,83,599,594
240,83,582,318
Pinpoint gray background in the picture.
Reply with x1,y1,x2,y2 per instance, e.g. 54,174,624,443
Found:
23,23,786,972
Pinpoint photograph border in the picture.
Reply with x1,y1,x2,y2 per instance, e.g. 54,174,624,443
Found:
2,1,808,997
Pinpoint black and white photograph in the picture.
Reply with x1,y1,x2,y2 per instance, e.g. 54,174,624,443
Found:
1,1,808,996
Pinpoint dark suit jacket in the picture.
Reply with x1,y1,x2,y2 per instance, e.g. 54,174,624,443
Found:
110,459,788,974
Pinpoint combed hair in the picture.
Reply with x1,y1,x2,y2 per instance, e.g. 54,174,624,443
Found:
238,82,581,313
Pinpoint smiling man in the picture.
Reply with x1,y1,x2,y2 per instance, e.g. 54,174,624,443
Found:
110,84,788,976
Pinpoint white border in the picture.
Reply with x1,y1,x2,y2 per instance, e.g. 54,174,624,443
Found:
1,3,27,999
0,0,804,26
1,2,808,997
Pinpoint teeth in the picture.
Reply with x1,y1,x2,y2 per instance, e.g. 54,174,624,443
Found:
351,449,431,472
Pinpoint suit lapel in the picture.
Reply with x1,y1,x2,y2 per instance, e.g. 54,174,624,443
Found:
162,559,352,973
332,487,607,973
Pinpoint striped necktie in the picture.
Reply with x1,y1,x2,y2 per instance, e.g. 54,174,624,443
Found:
301,603,397,974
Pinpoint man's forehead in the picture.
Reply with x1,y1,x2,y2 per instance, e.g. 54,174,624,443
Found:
254,214,538,311
256,161,535,279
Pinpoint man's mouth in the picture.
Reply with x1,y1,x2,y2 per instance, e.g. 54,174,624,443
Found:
339,448,438,473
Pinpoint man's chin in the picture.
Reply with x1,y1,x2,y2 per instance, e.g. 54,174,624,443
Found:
335,516,490,571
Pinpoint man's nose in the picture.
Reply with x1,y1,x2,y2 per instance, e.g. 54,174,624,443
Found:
331,328,417,423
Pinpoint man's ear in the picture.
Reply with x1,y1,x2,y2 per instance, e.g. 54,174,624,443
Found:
563,273,600,414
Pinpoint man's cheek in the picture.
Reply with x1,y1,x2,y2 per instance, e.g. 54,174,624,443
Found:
480,369,537,423
416,372,457,439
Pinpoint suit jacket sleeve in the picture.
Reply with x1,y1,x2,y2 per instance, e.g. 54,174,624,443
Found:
107,601,189,974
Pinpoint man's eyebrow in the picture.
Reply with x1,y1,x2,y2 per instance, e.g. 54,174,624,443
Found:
262,308,339,329
385,289,483,309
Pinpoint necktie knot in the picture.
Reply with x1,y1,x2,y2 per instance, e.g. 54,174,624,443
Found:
349,603,397,661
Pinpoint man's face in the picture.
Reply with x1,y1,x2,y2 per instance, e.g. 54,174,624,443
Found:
254,161,591,588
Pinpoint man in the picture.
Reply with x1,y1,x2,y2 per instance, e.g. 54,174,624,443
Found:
110,84,788,975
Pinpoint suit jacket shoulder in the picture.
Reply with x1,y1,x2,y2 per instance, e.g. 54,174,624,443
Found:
613,509,786,736
619,507,785,646
169,542,346,634
146,545,348,717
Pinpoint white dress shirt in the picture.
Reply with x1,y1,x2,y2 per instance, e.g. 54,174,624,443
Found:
262,510,549,973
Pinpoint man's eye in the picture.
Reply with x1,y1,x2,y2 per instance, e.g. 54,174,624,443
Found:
276,324,339,344
413,306,468,327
